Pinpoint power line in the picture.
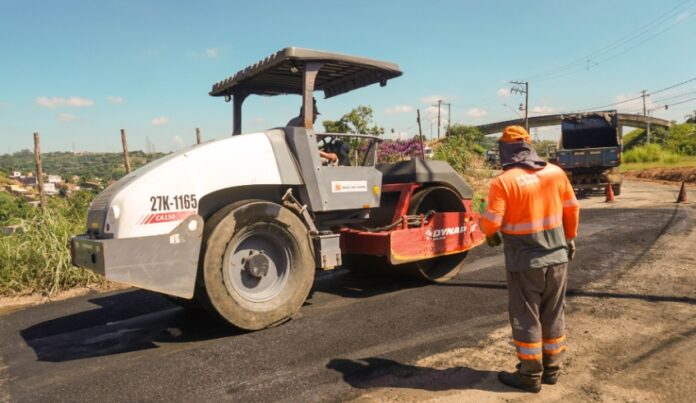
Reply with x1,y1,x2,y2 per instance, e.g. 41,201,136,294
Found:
649,95,696,112
594,12,695,66
649,76,696,97
571,76,696,112
652,89,696,103
523,0,695,81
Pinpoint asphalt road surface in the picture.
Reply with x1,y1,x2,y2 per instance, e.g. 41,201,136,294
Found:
1,180,694,402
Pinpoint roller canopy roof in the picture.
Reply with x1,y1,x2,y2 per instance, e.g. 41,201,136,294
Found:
210,47,402,98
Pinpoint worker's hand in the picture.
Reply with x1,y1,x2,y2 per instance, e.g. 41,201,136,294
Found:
567,239,576,261
319,151,338,163
486,232,502,247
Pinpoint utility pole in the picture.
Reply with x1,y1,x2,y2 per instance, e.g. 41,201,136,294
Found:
33,132,46,211
641,90,647,116
417,109,425,159
120,129,132,173
510,81,529,131
442,102,452,136
641,90,650,143
434,99,442,139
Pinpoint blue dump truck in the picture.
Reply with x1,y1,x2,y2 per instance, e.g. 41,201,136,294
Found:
549,111,622,195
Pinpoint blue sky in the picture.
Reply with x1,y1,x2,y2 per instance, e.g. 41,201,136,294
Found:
1,0,695,153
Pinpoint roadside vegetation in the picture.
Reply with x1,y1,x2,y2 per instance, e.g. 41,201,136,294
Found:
0,188,103,296
0,149,166,182
621,122,696,171
432,124,496,211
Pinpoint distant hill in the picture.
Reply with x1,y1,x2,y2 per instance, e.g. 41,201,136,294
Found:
0,150,168,182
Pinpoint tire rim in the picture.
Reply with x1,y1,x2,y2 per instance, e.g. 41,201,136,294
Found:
224,227,291,303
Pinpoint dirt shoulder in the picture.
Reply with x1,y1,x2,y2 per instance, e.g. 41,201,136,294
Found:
0,283,128,316
624,166,696,184
351,181,696,402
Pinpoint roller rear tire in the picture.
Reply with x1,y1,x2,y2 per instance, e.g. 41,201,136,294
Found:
344,186,470,283
400,186,470,282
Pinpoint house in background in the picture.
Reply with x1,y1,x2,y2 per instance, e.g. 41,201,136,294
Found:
19,177,37,187
43,182,58,195
47,175,63,184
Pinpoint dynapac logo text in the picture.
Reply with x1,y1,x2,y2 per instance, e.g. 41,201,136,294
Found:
425,224,476,240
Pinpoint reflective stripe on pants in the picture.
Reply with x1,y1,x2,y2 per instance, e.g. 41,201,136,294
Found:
506,263,568,378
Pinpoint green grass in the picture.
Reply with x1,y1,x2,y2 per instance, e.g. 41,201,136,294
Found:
0,191,104,296
621,155,696,172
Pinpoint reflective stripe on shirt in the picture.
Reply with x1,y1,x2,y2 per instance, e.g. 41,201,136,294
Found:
482,210,503,224
501,214,563,234
563,198,579,208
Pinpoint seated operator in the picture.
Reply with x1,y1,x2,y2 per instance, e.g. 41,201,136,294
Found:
287,99,338,164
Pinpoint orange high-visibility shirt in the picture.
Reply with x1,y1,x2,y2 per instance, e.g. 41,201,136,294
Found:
481,163,579,271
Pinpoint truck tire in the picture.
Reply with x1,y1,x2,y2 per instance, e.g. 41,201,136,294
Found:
199,200,314,330
401,186,469,282
612,184,621,196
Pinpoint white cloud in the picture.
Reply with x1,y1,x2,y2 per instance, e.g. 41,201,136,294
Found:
385,105,414,115
530,105,557,115
421,95,448,105
189,48,220,59
36,96,94,108
424,105,449,127
58,113,76,122
466,107,488,119
676,11,690,23
497,87,511,98
172,136,184,147
107,96,124,105
151,116,169,126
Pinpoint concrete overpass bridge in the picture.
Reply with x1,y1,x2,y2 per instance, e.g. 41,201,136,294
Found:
475,112,672,135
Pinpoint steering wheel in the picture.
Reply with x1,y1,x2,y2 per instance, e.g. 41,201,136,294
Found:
318,135,337,149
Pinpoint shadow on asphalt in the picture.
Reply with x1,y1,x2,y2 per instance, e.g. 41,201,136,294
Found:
436,281,696,305
20,290,239,362
307,269,425,303
327,357,505,393
20,272,422,363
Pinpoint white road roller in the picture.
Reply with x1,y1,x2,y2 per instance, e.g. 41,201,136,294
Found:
71,48,485,330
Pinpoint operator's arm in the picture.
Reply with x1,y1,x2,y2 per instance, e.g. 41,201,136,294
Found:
561,176,579,240
481,177,506,237
319,150,338,163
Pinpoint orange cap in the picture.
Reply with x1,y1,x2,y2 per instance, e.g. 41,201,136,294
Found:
499,125,531,143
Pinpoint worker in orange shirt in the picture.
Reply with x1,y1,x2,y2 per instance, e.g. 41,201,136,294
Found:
481,125,579,393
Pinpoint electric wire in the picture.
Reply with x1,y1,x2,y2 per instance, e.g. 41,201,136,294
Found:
523,0,695,81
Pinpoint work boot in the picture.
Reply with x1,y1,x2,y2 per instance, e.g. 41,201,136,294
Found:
498,371,541,393
542,368,560,385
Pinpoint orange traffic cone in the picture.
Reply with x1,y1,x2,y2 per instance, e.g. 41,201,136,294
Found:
676,181,688,203
605,183,615,203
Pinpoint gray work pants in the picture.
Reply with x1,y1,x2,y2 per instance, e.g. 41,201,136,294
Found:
506,263,568,379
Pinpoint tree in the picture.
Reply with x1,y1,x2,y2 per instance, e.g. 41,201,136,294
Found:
665,123,696,155
322,105,384,135
685,110,696,124
446,124,486,154
322,119,351,133
532,140,557,157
